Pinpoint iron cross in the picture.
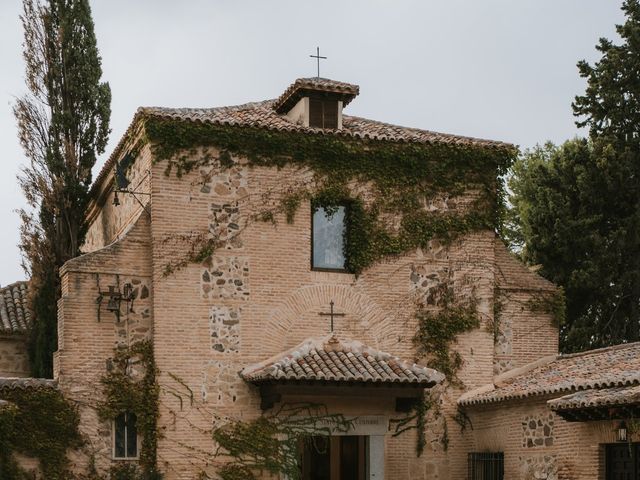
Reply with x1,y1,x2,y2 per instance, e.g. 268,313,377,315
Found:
309,47,327,78
319,300,346,332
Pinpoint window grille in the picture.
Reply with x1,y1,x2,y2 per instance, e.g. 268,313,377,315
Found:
468,452,504,480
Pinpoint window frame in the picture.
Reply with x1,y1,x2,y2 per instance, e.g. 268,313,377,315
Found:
310,203,349,273
112,411,140,461
468,452,504,480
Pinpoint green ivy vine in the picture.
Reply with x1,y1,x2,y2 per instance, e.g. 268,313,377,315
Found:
98,341,161,480
413,285,480,383
0,384,82,479
210,404,352,480
141,117,515,275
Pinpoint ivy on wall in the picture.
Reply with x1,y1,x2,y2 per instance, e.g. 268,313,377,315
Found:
142,117,515,275
210,404,352,480
413,284,480,383
0,385,82,479
98,341,161,480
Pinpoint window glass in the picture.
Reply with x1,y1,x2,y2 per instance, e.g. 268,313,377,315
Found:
114,411,138,459
114,413,126,458
313,206,346,270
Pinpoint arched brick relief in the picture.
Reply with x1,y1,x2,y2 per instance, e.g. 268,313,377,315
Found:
258,285,395,356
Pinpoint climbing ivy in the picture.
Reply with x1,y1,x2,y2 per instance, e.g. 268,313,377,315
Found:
141,117,515,274
0,385,82,479
98,341,161,480
211,404,352,480
413,285,480,383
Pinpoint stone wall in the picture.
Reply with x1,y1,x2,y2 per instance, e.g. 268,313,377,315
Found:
54,141,560,479
0,336,29,377
55,212,153,475
468,397,616,479
146,146,534,480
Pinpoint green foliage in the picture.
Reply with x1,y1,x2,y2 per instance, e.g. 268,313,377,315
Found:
212,404,352,480
98,341,161,479
507,2,640,353
413,286,480,382
15,0,111,378
508,139,639,352
0,386,82,479
390,392,433,456
144,117,514,274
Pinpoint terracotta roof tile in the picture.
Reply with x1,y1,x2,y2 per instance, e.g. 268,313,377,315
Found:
0,377,56,390
459,342,640,407
90,78,514,199
0,281,30,335
241,334,444,387
140,99,511,149
548,384,640,412
273,77,360,113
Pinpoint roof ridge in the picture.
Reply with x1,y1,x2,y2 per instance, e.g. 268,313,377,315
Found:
557,341,640,360
0,280,28,291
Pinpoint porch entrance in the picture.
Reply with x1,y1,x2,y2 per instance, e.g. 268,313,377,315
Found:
606,443,640,479
302,436,368,480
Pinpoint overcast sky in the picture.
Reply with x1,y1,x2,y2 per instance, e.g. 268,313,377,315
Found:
0,0,625,285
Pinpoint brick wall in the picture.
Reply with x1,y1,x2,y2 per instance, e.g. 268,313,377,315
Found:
0,336,29,377
468,397,618,479
53,143,561,479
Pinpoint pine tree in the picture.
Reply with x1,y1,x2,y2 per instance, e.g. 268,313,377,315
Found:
14,0,111,377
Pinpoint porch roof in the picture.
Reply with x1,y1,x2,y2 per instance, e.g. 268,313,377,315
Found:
459,341,640,407
241,334,444,388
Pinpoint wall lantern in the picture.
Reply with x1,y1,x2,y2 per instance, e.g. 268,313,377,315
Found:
95,274,135,322
617,421,628,442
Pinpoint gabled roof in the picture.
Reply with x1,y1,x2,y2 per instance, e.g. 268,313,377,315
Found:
241,334,444,387
459,342,640,407
0,281,30,335
91,79,514,200
273,77,360,113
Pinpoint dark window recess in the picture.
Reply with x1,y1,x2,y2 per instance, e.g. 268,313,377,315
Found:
309,98,338,129
468,452,504,480
114,412,138,458
606,443,640,480
312,206,346,270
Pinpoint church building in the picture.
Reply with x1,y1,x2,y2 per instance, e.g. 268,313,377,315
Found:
2,77,640,480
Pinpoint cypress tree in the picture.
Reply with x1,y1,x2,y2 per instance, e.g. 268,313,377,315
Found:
14,0,111,377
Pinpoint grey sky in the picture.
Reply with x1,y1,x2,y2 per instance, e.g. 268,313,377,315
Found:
0,0,625,285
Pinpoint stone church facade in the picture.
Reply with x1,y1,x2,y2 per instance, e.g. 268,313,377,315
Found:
3,77,640,480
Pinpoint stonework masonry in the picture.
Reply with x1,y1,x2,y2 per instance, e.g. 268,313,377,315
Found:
42,138,561,478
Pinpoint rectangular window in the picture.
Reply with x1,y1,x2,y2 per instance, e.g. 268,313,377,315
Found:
312,206,346,271
309,98,338,129
468,452,504,480
114,412,138,459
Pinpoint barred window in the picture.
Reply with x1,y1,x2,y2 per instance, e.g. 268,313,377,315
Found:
468,452,504,480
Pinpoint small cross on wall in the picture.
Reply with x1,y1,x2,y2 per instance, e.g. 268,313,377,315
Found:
318,300,346,333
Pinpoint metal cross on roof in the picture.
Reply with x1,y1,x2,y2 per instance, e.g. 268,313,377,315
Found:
309,46,327,78
318,300,346,333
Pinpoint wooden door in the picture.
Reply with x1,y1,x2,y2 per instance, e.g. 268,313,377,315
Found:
606,444,640,480
302,436,367,480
